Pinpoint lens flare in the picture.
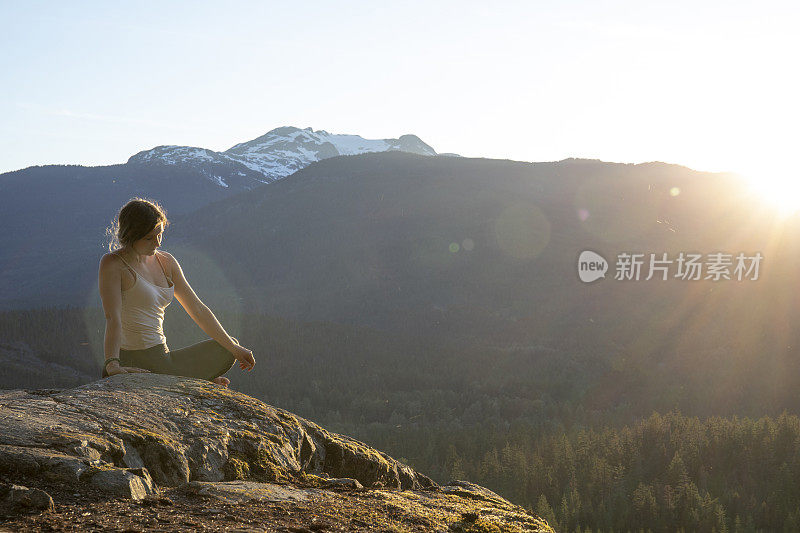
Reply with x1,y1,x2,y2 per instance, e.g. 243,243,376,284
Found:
494,203,551,259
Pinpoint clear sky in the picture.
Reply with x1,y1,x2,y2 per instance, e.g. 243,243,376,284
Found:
1,0,798,184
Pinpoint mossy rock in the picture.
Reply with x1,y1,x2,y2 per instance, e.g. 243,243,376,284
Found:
224,450,289,483
295,471,329,487
448,518,524,533
223,457,250,480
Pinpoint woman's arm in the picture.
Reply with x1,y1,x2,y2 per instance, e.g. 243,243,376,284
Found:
188,304,238,351
99,254,124,367
161,250,255,370
161,251,236,351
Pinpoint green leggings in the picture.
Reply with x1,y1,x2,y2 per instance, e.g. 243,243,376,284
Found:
102,338,236,380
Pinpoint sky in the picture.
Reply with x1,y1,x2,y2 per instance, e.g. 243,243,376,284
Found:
1,0,798,185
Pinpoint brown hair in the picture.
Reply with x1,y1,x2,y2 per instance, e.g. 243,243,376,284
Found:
105,197,170,252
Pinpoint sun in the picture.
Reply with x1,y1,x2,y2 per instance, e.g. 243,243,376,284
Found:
740,165,800,216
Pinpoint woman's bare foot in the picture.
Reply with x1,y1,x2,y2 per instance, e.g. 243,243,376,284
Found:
212,376,230,388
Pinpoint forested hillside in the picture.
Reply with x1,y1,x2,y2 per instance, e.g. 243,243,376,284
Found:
2,306,799,530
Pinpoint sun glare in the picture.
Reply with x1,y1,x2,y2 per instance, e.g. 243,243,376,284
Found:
741,166,800,216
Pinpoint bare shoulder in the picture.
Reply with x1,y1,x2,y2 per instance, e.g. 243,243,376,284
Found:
156,250,179,276
99,251,123,270
157,250,177,267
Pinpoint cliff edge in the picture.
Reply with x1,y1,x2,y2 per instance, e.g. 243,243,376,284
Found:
0,374,552,532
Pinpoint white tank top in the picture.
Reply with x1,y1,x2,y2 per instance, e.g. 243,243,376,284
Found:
113,251,174,350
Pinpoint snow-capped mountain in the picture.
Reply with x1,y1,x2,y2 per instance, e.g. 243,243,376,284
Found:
127,126,437,188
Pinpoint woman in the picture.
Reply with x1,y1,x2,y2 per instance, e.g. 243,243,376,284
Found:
98,197,255,387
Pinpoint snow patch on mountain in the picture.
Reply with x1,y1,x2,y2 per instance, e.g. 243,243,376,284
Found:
130,146,219,165
127,127,436,189
208,174,228,188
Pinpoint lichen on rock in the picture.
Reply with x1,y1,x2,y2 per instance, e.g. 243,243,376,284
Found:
0,374,553,531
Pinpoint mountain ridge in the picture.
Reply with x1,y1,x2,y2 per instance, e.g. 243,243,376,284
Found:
127,126,437,186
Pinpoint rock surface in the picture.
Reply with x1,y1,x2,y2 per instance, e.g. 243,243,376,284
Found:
0,374,553,531
0,483,54,512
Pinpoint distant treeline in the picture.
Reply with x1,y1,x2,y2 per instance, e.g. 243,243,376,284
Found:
356,411,800,532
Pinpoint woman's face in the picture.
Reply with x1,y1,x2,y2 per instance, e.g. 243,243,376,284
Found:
131,222,164,256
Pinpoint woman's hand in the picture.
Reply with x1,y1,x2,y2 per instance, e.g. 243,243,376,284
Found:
230,343,256,371
106,361,151,376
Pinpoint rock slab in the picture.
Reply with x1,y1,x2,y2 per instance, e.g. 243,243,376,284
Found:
0,374,553,531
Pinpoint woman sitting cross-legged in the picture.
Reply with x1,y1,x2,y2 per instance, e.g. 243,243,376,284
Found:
98,197,256,387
